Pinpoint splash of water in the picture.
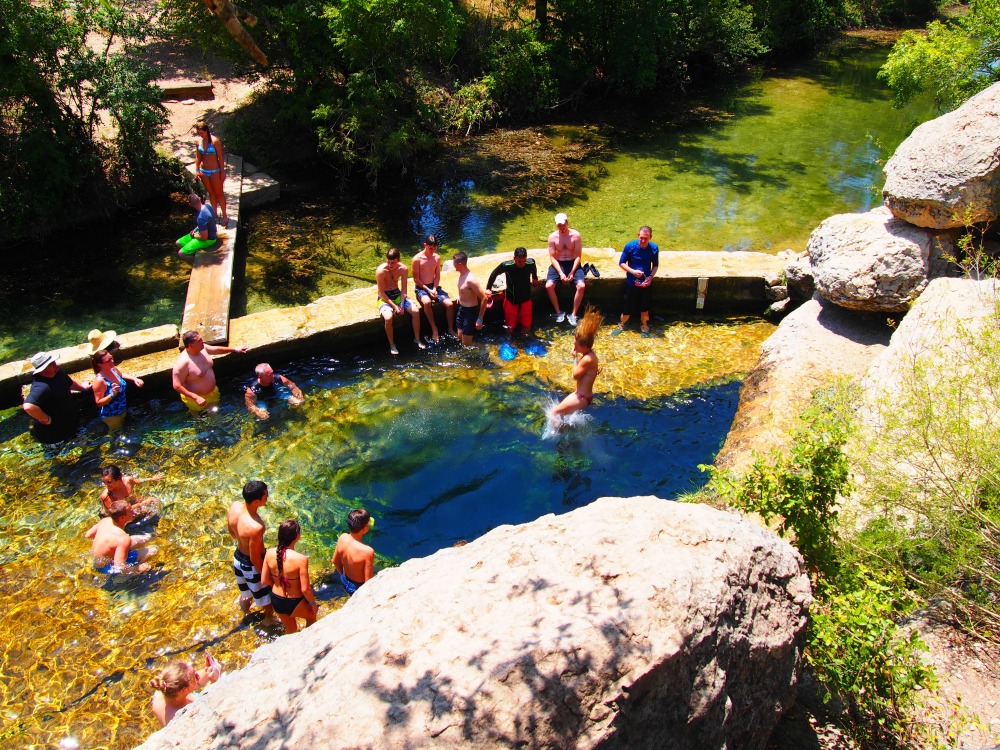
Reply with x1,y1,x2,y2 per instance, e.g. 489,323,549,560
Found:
542,396,591,440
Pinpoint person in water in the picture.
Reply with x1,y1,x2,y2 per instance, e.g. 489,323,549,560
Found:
376,247,425,355
551,307,604,421
99,465,163,518
22,351,89,445
172,330,248,414
86,500,157,574
486,246,540,337
193,120,228,228
244,363,305,420
175,193,218,259
332,508,374,595
261,519,318,634
150,654,221,727
91,349,144,431
226,480,273,617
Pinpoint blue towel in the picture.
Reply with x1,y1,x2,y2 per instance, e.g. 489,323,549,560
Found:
499,342,518,361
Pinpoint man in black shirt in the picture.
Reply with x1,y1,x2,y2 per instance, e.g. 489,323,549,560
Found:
23,351,89,444
486,247,540,336
244,363,305,420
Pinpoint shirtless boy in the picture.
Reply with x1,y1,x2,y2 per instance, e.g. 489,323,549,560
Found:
226,480,273,616
452,251,488,346
172,330,248,413
86,500,157,574
545,212,585,325
551,307,604,422
411,234,457,343
376,248,425,355
99,464,163,517
332,508,375,595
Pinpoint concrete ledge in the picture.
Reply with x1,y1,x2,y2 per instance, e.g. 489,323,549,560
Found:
241,171,280,208
0,250,782,409
158,80,214,101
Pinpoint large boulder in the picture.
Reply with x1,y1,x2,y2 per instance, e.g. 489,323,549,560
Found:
136,497,810,750
715,295,892,474
883,81,1000,229
808,206,954,312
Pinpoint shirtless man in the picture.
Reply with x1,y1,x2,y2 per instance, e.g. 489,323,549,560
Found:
376,248,425,355
99,465,163,517
172,330,248,413
332,508,375,595
452,251,488,346
411,234,457,343
545,212,585,326
551,307,604,423
86,500,157,574
226,480,273,616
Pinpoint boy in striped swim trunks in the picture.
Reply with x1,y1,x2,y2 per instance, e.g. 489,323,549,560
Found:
227,480,273,616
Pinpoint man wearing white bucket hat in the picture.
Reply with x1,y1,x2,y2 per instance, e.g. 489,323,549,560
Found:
22,351,90,443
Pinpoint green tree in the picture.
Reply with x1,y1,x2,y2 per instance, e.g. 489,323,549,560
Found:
0,0,166,244
880,0,1000,110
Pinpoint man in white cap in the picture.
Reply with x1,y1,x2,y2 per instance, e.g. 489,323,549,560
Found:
22,351,90,443
545,212,585,325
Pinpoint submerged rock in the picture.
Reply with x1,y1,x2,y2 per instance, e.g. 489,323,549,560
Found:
883,81,1000,229
136,497,810,750
808,206,954,312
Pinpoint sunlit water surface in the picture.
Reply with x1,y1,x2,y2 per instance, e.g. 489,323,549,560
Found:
0,317,772,748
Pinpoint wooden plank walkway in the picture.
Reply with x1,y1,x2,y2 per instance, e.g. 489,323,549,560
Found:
181,153,243,345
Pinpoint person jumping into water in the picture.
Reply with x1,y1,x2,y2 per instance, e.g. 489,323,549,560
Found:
551,307,604,423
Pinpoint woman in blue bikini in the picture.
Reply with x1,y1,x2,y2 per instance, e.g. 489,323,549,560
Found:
91,349,145,431
193,120,228,228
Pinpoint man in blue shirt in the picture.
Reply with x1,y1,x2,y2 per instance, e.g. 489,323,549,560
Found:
176,193,219,259
615,225,659,334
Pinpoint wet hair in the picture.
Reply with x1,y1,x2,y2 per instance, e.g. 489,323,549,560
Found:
107,499,131,520
347,508,371,533
424,234,438,246
574,306,604,349
242,480,268,503
181,330,201,347
91,349,113,373
276,519,300,585
150,660,194,698
452,251,468,266
386,247,400,261
102,465,123,482
194,121,211,137
639,225,653,236
513,247,527,258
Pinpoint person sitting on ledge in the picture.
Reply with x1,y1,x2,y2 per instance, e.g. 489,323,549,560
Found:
244,363,304,420
175,193,218,259
376,247,425,355
86,500,157,575
332,508,374,595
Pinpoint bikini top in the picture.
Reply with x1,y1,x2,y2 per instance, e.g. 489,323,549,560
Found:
197,140,217,155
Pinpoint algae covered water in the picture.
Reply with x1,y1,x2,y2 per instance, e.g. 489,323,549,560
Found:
0,317,772,748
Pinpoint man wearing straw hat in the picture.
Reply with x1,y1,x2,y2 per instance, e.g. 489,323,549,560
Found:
22,351,89,443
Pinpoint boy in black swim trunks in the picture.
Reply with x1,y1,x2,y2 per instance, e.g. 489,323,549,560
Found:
332,509,374,595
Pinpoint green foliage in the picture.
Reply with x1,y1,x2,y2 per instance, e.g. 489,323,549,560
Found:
808,569,938,747
704,384,855,576
880,0,1000,110
0,0,167,244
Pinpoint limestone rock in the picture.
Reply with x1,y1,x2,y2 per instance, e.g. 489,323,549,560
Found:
715,295,892,474
765,284,789,302
808,206,953,312
784,256,814,302
137,497,810,750
765,297,792,318
883,81,1000,229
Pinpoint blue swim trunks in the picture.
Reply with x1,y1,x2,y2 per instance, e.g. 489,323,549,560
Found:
339,570,363,595
94,548,138,574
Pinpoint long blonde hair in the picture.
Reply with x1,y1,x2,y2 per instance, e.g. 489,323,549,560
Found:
574,306,604,349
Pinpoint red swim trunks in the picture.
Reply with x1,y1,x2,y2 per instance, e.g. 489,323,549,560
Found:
576,392,594,406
